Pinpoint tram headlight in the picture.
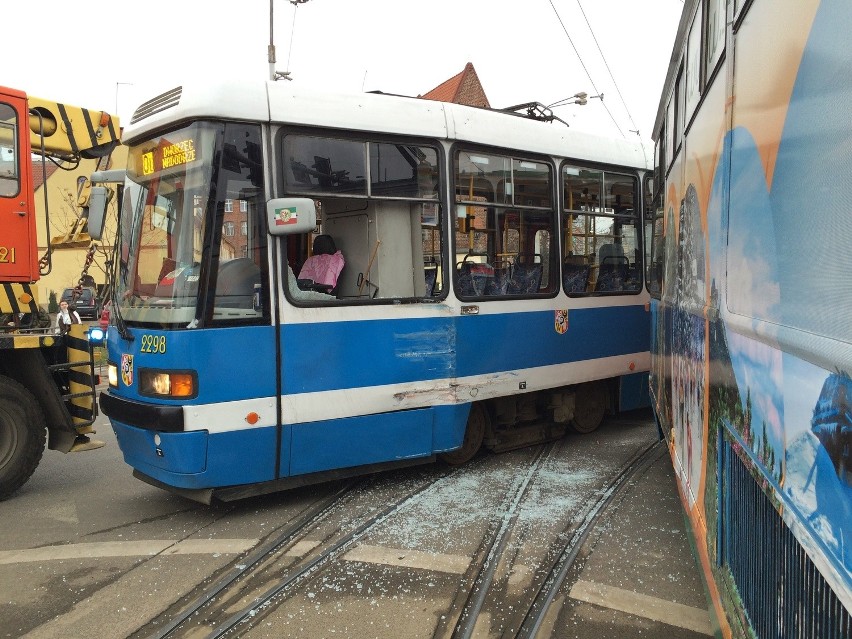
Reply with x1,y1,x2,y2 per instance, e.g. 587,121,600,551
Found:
107,363,118,388
139,369,197,399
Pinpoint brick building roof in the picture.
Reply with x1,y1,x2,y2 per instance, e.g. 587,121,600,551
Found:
419,62,490,108
30,159,60,191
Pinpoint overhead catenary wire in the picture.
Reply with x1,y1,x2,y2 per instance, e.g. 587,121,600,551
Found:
574,0,648,163
546,0,625,138
575,0,640,134
285,1,305,74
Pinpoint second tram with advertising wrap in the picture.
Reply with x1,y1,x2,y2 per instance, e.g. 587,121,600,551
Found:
100,82,652,502
649,0,851,636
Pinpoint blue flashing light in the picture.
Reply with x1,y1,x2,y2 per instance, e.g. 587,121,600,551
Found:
88,327,106,344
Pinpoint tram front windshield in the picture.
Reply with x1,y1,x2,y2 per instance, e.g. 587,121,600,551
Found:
116,121,267,329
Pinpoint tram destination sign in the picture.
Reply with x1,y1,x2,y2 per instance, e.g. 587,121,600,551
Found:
141,138,198,176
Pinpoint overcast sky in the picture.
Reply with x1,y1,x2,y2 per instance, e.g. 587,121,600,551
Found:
6,0,683,142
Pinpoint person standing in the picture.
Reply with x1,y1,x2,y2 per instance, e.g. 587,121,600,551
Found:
55,300,82,335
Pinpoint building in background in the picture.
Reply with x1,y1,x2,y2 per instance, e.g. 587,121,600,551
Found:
419,61,490,109
30,144,127,308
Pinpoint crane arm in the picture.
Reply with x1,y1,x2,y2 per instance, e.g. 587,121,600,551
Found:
27,95,120,161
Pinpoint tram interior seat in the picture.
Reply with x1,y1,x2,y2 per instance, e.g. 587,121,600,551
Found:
215,258,260,308
487,267,511,295
595,244,629,292
507,256,542,294
424,266,438,296
287,265,337,301
563,255,590,293
598,243,625,264
298,234,345,295
457,258,494,296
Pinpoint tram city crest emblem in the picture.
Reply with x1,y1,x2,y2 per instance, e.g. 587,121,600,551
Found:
555,309,568,334
121,354,134,386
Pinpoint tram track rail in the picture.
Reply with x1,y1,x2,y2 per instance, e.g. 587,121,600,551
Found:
512,440,664,638
434,443,556,639
146,480,359,639
138,429,665,639
143,465,464,639
434,438,664,639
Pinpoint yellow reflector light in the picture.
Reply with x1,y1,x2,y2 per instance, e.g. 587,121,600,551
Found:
170,373,195,398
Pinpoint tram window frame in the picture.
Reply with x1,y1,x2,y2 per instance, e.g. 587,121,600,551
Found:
733,0,754,30
646,173,665,299
206,122,271,327
704,0,726,77
674,65,686,156
685,2,703,125
279,131,446,306
0,102,20,198
561,164,643,297
665,93,675,172
452,148,558,301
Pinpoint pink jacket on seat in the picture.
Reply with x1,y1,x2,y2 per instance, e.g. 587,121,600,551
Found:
298,251,345,288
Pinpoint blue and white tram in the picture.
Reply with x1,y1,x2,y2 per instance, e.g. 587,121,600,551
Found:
100,82,652,502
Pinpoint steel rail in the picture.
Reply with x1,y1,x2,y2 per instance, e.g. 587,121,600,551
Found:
149,480,358,639
511,440,665,639
204,466,463,638
446,443,555,639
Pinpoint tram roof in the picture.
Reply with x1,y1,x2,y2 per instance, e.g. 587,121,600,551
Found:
124,81,649,171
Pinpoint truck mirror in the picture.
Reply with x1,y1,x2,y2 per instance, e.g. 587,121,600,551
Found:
86,186,110,240
266,198,317,236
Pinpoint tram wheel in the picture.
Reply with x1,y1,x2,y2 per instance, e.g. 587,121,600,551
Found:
571,381,607,434
0,377,46,500
440,402,487,465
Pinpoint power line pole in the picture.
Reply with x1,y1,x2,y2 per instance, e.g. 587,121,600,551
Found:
269,0,310,81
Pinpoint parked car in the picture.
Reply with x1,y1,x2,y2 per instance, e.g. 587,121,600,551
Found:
99,302,110,331
60,287,100,320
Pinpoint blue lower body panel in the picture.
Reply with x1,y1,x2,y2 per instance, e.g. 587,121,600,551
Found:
112,421,278,489
288,408,435,476
113,402,471,490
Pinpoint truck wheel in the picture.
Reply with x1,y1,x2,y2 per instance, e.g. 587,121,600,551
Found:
440,403,487,465
0,377,46,500
571,381,607,434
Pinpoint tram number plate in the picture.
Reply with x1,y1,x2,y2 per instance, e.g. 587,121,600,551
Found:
140,334,167,354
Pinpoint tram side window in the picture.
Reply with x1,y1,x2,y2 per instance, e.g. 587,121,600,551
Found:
562,165,641,295
684,2,702,124
706,0,726,76
453,150,556,299
281,134,443,303
0,103,19,198
647,182,665,298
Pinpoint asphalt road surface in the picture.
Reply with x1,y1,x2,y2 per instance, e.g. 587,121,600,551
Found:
0,406,713,638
